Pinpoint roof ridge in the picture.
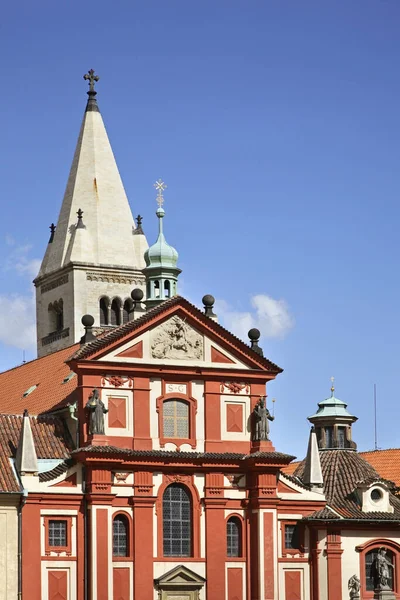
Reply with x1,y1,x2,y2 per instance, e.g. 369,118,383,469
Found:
0,342,79,376
70,295,282,372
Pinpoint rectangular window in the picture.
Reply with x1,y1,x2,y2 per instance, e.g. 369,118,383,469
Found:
284,524,299,549
49,520,67,548
163,400,189,439
325,427,333,448
337,427,346,448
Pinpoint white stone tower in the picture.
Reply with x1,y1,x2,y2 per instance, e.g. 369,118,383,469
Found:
34,70,148,357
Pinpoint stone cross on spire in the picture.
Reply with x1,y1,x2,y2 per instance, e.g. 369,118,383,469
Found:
83,69,99,92
154,179,167,207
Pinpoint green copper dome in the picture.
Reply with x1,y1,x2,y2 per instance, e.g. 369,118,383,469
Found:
308,394,356,420
144,207,178,268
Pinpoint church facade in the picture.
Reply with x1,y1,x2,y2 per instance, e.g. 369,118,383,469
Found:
1,72,400,600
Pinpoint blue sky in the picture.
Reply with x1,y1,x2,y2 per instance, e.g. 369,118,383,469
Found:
1,1,400,458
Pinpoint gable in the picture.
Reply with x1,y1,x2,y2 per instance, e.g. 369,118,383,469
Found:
98,314,256,370
70,296,282,375
155,564,206,586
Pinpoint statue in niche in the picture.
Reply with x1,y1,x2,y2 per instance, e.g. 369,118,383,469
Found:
151,316,203,360
86,388,108,435
252,396,274,441
371,547,394,591
348,575,360,599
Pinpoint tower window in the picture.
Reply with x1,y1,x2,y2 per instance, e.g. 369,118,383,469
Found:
163,484,191,557
99,297,109,326
337,427,346,448
227,517,242,557
123,299,133,324
164,280,171,298
113,515,129,557
154,280,160,298
48,299,64,333
111,298,121,326
325,426,333,448
163,400,189,438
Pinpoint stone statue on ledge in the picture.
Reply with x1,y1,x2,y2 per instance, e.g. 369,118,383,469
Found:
86,388,108,435
371,547,395,599
348,574,360,599
252,396,274,441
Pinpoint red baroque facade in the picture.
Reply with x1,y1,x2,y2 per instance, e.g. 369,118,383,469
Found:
1,296,399,600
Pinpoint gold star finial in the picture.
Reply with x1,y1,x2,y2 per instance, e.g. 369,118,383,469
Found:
330,376,335,394
154,179,167,207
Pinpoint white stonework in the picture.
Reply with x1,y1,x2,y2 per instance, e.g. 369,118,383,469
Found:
34,103,148,357
0,500,18,600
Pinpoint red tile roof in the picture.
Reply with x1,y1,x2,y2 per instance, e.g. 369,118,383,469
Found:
283,449,400,487
0,414,71,492
0,343,79,415
294,450,400,521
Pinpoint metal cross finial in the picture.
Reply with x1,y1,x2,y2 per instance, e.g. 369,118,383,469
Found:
83,69,99,92
137,215,143,226
330,376,335,394
154,179,167,207
77,208,84,221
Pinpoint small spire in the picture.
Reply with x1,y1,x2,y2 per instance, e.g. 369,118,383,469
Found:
133,214,144,235
302,427,324,493
76,208,85,229
49,223,56,243
15,409,39,476
330,376,335,396
83,69,100,113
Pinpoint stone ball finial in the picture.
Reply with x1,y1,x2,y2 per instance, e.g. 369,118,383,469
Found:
202,294,215,308
82,314,95,327
248,328,261,341
131,288,144,302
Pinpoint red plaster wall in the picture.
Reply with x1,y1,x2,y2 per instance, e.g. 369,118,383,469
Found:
204,381,221,447
133,499,154,599
96,509,109,600
22,502,41,599
285,570,301,600
113,567,130,600
227,567,243,600
205,505,226,600
132,377,151,449
264,512,274,600
48,570,68,600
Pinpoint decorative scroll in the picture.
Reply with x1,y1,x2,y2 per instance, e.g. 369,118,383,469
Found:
221,382,250,394
101,375,133,388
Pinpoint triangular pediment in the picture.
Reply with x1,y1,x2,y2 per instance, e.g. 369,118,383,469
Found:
155,564,206,587
71,297,282,375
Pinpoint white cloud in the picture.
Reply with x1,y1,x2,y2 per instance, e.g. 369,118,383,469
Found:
0,239,39,351
0,293,36,350
216,294,294,341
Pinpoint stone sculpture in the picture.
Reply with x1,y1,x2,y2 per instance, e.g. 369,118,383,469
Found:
86,388,108,435
371,547,395,598
151,316,203,360
252,396,274,441
348,574,360,599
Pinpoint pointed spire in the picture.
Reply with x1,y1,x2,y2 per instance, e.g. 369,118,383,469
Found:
302,427,323,493
36,72,147,278
83,69,100,113
15,409,38,476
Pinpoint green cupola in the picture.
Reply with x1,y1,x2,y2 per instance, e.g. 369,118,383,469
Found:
143,180,181,309
308,378,358,450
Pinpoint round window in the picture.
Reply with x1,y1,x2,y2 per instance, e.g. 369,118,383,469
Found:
371,488,383,502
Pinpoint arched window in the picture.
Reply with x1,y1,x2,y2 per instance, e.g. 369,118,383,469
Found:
164,280,171,298
365,548,394,592
163,484,191,557
99,297,108,326
227,517,242,557
154,280,160,298
123,299,133,324
163,400,189,439
113,515,129,557
111,298,121,326
48,299,64,333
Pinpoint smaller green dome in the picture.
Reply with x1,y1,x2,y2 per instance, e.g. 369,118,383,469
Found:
144,207,179,269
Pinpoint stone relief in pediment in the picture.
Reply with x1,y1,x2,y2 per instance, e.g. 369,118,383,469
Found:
151,316,203,360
